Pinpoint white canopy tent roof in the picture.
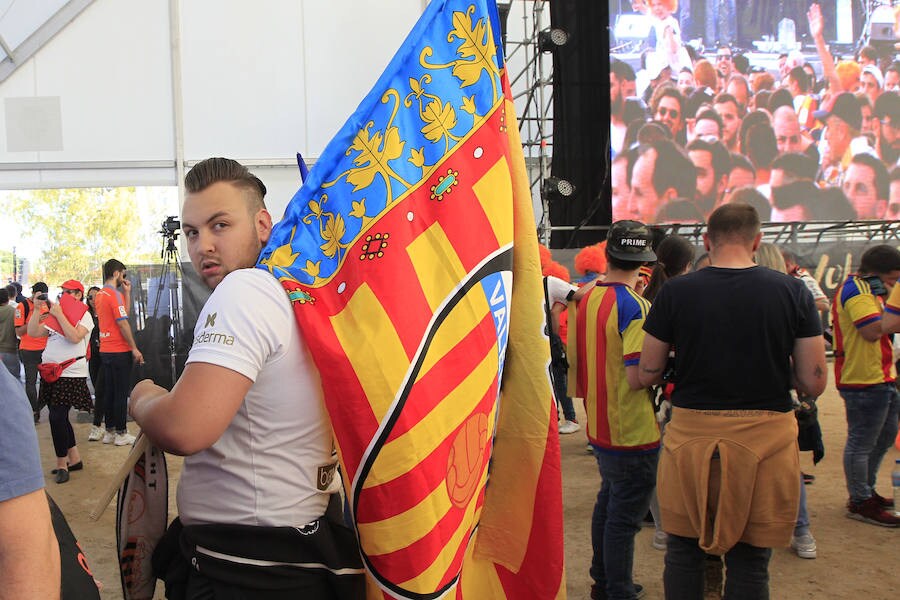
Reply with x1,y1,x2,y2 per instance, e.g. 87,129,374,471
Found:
0,0,544,223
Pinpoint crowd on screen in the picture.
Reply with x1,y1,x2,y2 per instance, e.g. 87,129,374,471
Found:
611,1,900,224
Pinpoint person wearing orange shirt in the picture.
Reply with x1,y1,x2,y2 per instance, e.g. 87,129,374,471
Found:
14,282,49,423
93,259,143,446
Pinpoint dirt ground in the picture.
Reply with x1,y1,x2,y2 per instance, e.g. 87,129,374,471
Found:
40,375,899,599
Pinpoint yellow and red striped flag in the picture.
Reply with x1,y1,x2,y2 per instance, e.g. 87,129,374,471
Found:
258,1,565,597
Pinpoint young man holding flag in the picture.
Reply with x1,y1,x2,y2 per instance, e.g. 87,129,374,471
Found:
129,158,363,598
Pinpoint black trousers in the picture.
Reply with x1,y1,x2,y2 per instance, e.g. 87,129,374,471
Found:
100,351,132,432
19,348,43,419
49,404,76,458
89,353,105,427
184,570,340,600
154,496,364,600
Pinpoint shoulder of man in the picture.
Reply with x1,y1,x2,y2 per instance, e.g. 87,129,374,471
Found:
837,275,870,306
618,285,651,322
207,269,288,313
16,299,30,320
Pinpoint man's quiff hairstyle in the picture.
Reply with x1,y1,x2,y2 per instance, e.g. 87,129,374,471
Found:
706,203,760,245
185,157,268,212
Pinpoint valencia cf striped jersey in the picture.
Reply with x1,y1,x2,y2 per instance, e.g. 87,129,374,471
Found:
568,283,659,453
833,275,896,388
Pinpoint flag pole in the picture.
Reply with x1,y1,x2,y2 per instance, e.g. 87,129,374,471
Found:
89,433,150,521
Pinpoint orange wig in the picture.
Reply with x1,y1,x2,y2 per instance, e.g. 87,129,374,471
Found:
574,242,608,277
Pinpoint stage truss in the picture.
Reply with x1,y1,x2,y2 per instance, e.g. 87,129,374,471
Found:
502,1,555,244
664,219,900,247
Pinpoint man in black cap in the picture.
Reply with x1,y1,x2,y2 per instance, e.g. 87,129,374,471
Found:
639,204,827,598
814,92,863,187
568,221,659,600
13,282,48,422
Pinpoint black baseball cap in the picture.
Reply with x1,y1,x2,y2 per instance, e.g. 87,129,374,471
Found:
606,221,657,262
813,92,862,131
31,282,48,294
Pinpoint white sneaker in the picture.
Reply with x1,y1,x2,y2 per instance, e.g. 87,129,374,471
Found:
652,529,668,551
102,430,116,444
88,425,104,442
790,532,817,559
558,420,581,434
115,432,136,446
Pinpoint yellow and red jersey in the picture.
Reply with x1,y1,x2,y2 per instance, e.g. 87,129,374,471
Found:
833,275,896,388
568,282,659,452
13,299,47,351
95,285,131,353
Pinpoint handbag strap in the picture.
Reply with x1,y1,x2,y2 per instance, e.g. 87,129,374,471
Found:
57,356,86,370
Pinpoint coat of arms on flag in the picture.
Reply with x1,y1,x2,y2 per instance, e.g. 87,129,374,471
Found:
258,1,565,598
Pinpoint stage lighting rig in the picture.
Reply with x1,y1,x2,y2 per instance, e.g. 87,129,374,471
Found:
538,27,569,52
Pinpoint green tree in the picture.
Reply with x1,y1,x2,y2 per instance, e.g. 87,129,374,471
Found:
7,188,175,285
0,249,15,282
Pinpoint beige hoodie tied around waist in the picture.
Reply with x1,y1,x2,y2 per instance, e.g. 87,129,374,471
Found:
657,407,800,555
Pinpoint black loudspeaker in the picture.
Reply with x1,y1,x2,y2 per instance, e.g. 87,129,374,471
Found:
548,0,608,248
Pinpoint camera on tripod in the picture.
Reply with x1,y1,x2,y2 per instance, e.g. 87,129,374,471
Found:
160,216,181,238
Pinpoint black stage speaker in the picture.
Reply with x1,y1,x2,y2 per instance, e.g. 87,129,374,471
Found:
549,0,608,247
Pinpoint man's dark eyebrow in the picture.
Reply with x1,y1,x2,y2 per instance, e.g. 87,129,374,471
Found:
182,210,230,230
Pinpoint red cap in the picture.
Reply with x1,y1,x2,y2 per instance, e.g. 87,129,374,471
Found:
60,279,84,293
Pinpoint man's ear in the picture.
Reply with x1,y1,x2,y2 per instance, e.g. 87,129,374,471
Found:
716,174,729,195
663,187,680,203
686,118,696,137
702,232,711,252
256,209,274,244
750,232,763,252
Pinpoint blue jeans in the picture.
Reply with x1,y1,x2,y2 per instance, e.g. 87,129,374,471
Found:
100,351,133,433
591,448,658,600
0,351,19,379
795,473,809,536
840,384,900,503
664,534,771,600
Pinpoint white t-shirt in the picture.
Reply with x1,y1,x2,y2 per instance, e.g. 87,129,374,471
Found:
41,311,93,378
795,269,828,303
653,16,688,72
178,268,337,527
545,276,576,309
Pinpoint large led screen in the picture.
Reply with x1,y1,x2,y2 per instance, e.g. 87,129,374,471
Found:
609,0,900,224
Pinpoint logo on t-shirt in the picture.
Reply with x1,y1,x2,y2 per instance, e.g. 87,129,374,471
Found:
194,330,235,346
317,463,337,491
117,306,127,318
204,312,217,328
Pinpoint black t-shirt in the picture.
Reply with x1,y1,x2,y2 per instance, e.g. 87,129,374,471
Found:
643,266,822,412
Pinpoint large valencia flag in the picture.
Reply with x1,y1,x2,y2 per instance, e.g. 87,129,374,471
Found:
257,1,565,598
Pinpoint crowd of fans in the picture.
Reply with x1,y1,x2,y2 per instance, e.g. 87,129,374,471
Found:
611,2,900,225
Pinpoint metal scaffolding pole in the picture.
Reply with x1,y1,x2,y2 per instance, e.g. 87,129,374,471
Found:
503,1,555,244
